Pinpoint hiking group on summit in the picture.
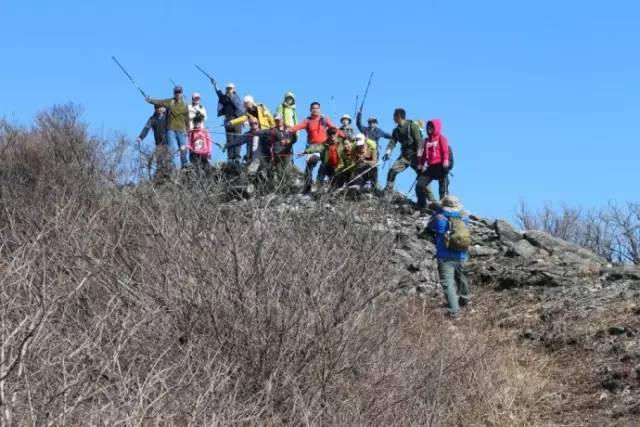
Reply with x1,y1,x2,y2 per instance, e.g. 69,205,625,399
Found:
130,69,470,318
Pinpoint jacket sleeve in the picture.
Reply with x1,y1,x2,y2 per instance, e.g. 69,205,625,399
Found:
276,104,284,117
429,214,448,234
147,98,172,108
201,106,208,122
229,114,248,127
356,112,365,133
226,133,251,149
303,144,325,155
385,128,399,155
380,128,392,139
138,117,153,140
440,135,450,165
419,139,428,168
289,119,307,133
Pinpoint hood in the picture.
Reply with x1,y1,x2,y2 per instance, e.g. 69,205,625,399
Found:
427,118,442,139
283,91,296,105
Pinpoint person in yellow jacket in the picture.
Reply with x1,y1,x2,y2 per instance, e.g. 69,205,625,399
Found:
350,134,379,190
275,92,298,146
227,95,275,130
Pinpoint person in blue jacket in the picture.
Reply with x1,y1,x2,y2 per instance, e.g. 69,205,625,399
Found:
428,195,471,317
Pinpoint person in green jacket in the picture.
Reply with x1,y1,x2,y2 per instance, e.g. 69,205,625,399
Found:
276,92,298,147
382,108,424,192
145,86,190,168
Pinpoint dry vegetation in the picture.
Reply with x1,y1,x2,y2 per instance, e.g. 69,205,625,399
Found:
0,105,568,425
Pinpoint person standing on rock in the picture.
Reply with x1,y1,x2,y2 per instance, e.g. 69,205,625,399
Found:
339,114,355,140
212,80,245,162
145,86,191,168
428,195,471,318
186,113,212,174
136,105,172,180
382,108,423,192
289,102,344,193
188,92,208,130
275,92,298,148
416,119,450,208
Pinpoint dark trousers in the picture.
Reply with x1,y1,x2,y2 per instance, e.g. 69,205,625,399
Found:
189,152,210,173
416,164,449,208
225,122,243,160
385,156,418,190
318,164,350,189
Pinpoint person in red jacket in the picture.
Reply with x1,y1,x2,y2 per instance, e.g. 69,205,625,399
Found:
186,114,212,174
416,118,450,208
289,101,343,193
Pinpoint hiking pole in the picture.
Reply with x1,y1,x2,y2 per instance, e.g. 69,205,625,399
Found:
353,95,359,119
344,162,379,187
404,176,418,197
169,77,178,87
111,56,147,98
194,64,215,82
358,72,374,113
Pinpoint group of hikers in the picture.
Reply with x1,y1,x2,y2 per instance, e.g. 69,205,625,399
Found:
135,80,470,318
136,80,454,210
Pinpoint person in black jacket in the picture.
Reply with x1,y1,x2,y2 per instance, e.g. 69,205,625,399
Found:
136,105,171,179
211,79,246,162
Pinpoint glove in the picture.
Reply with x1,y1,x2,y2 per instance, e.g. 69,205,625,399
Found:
225,122,234,131
144,96,151,103
442,161,450,170
382,153,389,162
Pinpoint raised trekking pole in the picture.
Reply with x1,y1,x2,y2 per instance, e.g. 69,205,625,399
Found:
111,56,147,98
169,77,178,87
194,64,215,82
353,95,359,119
358,72,374,113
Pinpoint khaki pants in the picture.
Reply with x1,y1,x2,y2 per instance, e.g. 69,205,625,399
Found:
385,156,418,190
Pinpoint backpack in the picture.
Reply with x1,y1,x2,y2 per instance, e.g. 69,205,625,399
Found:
445,216,471,251
448,145,454,171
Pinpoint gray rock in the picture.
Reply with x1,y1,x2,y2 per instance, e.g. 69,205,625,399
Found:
524,230,605,265
494,219,523,243
469,245,500,257
507,239,547,259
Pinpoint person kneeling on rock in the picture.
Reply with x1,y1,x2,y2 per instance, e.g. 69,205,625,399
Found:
428,195,472,318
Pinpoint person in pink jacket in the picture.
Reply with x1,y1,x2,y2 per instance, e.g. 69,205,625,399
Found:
416,118,451,208
186,114,212,173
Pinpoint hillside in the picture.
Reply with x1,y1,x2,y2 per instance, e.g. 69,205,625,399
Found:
1,106,639,426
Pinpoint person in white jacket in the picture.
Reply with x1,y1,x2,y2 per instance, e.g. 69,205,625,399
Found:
188,92,208,130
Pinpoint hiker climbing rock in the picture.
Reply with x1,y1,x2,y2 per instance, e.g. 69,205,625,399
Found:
145,86,191,168
188,92,208,130
428,196,471,318
416,119,451,208
382,108,424,192
212,80,245,162
186,113,212,174
136,105,172,180
289,102,343,193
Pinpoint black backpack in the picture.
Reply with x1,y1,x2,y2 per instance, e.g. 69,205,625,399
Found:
448,145,455,171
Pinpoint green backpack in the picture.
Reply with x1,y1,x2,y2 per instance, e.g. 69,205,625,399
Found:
445,216,471,251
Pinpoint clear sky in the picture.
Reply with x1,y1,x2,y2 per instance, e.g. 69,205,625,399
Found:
1,1,638,220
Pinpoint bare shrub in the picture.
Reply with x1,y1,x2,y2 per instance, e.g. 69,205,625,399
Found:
0,108,551,425
516,200,640,265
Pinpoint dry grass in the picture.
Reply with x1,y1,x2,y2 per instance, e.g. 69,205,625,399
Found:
0,105,554,426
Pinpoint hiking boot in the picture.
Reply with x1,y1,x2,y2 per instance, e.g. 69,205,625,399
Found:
445,311,460,320
459,297,471,308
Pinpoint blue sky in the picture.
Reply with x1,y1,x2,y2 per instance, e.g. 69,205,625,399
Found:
1,1,638,220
